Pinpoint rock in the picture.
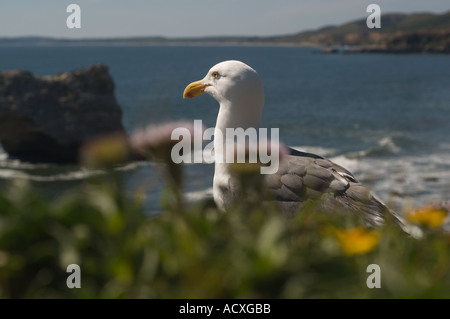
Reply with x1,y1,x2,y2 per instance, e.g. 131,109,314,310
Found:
346,30,450,54
316,47,340,54
0,65,126,163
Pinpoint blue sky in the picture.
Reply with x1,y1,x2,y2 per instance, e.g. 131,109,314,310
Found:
1,0,449,38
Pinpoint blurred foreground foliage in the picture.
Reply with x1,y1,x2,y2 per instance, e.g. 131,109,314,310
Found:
0,168,449,299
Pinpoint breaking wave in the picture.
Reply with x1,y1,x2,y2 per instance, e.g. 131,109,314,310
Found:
347,135,419,159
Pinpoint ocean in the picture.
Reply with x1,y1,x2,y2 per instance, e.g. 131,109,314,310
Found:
0,45,449,213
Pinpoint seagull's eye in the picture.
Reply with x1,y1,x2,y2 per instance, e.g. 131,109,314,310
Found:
211,71,219,79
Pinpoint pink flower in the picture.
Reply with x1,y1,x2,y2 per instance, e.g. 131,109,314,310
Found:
130,120,205,161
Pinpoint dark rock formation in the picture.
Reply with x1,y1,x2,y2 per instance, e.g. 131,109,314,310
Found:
340,30,450,54
0,65,125,163
382,30,450,53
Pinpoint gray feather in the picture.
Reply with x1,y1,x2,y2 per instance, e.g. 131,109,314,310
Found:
280,174,303,193
262,150,399,227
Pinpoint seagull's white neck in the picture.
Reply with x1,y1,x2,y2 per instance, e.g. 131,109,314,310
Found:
214,99,263,164
215,100,262,133
213,98,263,210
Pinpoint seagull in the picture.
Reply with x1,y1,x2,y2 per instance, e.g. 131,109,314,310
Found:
183,60,406,229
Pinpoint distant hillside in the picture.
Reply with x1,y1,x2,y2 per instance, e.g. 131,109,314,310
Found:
1,11,449,53
266,11,450,43
265,11,450,53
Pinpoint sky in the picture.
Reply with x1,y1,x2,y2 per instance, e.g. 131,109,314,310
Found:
0,0,449,39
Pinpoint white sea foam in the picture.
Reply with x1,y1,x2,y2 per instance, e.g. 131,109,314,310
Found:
0,156,150,182
331,153,450,210
1,143,448,210
184,187,214,202
0,167,101,182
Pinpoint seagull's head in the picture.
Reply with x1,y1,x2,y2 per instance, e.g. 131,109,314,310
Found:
183,60,264,111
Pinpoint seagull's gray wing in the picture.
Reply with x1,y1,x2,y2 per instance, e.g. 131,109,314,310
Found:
265,149,390,227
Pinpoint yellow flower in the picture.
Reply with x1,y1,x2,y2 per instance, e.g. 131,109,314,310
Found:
405,205,448,228
334,227,380,256
130,121,204,162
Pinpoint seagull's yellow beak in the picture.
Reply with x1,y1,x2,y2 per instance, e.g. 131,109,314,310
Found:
183,80,210,99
